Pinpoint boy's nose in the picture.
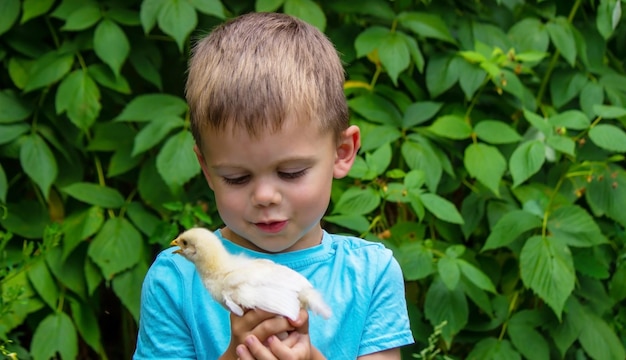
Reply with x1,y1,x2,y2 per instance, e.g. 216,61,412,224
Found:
251,181,281,206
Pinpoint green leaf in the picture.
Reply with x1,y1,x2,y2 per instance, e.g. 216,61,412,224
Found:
586,167,626,227
580,82,605,118
348,93,402,126
483,210,542,251
88,64,131,94
546,135,575,156
550,70,588,109
395,242,433,280
467,338,521,360
354,26,388,58
358,123,402,152
548,110,590,130
130,44,163,90
55,69,101,130
107,7,141,26
593,104,626,119
61,2,101,31
0,0,20,36
0,164,6,203
609,262,626,302
0,123,29,145
588,124,626,152
365,142,392,177
458,260,496,293
112,261,148,321
62,182,125,208
507,310,550,360
426,54,459,98
61,206,104,260
88,217,143,279
20,133,58,199
46,246,86,298
596,0,621,39
464,143,506,196
424,278,468,343
520,235,575,320
438,256,460,290
578,307,626,360
157,0,196,52
30,312,78,360
397,11,456,44
27,259,59,311
94,19,130,77
88,122,134,151
69,299,104,355
398,31,424,73
428,114,472,140
108,143,142,177
509,18,550,53
510,140,546,187
21,0,55,23
190,0,225,18
377,32,410,85
256,0,285,12
401,139,442,193
156,131,201,191
284,0,326,31
523,108,553,135
323,214,370,233
140,0,166,33
420,193,464,224
115,93,188,121
0,89,32,123
547,205,608,247
23,51,74,93
85,257,103,295
402,101,442,128
546,17,576,66
126,202,161,236
333,186,381,216
474,120,522,144
457,59,487,100
132,115,185,156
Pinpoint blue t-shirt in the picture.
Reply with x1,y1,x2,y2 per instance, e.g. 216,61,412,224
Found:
133,230,414,359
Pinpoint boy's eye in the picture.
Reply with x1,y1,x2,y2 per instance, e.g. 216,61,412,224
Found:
279,169,308,180
222,175,250,185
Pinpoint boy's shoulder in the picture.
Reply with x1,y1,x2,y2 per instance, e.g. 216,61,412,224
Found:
324,231,394,262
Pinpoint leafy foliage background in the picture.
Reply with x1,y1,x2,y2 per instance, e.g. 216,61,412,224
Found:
1,0,626,359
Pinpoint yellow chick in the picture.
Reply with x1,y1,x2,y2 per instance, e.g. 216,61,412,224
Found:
170,227,332,321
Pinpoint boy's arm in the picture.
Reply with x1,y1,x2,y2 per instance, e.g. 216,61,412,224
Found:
358,348,401,360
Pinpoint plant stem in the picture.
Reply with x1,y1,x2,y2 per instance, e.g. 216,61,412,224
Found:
535,0,583,107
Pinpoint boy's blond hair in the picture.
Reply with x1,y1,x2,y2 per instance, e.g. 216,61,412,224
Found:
186,12,348,147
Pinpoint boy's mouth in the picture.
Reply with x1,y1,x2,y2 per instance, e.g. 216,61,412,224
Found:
255,220,288,233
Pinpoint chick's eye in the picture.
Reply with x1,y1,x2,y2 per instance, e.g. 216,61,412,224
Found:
222,175,250,185
279,169,308,180
181,239,188,246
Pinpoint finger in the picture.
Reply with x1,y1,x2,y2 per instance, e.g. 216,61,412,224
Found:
287,309,310,335
267,333,310,359
245,335,277,360
236,344,255,360
252,316,294,342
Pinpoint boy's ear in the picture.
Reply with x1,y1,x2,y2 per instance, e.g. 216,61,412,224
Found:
333,125,361,179
194,145,215,190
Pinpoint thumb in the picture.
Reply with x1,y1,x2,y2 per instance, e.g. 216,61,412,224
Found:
288,309,310,334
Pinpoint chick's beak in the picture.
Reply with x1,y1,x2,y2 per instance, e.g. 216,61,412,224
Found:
170,238,182,254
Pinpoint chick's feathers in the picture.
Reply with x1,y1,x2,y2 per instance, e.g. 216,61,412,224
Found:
171,228,331,321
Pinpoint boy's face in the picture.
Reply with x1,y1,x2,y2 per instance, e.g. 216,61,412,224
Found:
195,116,360,253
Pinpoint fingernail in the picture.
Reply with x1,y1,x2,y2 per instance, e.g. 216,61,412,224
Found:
267,335,276,344
245,336,255,346
236,345,244,356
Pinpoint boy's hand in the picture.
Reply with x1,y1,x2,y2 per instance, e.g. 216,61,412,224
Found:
220,309,295,360
235,309,326,360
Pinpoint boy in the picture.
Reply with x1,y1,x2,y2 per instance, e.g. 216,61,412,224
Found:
134,12,414,359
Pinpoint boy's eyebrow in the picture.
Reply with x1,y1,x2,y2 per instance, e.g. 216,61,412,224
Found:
211,156,317,171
